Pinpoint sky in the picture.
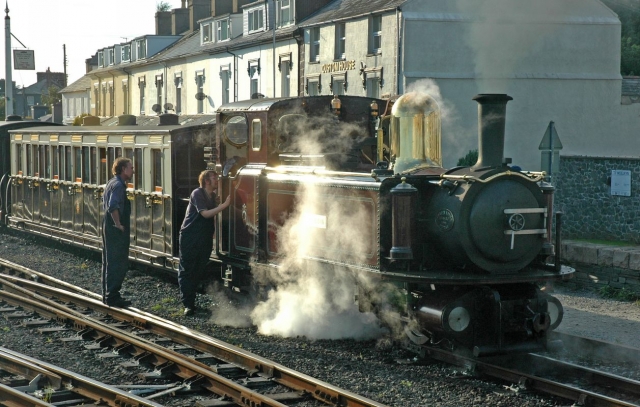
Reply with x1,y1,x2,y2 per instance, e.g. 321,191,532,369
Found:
1,0,181,89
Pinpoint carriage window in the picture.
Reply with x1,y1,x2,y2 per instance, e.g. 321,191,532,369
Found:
134,148,142,189
44,145,51,178
38,146,45,177
64,146,72,181
224,115,248,146
124,147,133,159
99,148,107,184
33,145,40,176
252,119,262,151
74,147,82,183
107,147,115,178
81,147,89,183
26,145,32,176
152,149,162,192
52,146,59,180
16,144,22,175
90,147,97,184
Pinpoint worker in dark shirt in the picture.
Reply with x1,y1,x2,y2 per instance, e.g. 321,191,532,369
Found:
101,157,134,307
179,170,230,316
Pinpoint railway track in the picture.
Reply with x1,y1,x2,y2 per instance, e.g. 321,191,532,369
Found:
0,258,389,407
2,257,640,406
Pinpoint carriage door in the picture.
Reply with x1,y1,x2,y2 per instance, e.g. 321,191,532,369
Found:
11,142,24,220
229,169,258,260
82,146,99,237
49,145,61,228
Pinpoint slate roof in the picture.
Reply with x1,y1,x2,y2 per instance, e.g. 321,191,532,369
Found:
59,75,92,94
300,0,406,27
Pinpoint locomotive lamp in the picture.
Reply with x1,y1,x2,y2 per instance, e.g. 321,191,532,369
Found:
389,177,417,260
331,94,341,115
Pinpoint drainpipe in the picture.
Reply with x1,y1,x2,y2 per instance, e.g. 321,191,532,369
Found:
226,47,238,102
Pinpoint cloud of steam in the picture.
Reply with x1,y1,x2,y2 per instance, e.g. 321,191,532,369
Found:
249,177,387,340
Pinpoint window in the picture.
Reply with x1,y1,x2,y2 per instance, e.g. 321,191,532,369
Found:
278,0,291,26
99,148,107,184
52,146,59,180
335,23,345,60
122,80,129,114
27,145,34,176
224,115,248,146
138,77,146,115
134,148,142,189
15,144,22,175
280,60,290,97
44,145,50,178
308,81,319,96
108,84,114,116
156,74,163,113
366,77,380,98
175,76,182,114
310,27,320,62
249,64,259,99
64,146,72,182
332,74,346,95
121,44,131,62
136,39,147,59
217,19,229,41
252,119,262,151
101,84,107,117
82,146,90,183
196,73,205,114
74,147,82,183
108,48,115,65
221,70,230,104
369,15,382,54
248,9,264,32
202,23,212,43
98,51,104,67
152,149,162,191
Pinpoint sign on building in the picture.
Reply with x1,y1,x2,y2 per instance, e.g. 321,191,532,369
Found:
611,170,631,197
13,50,35,70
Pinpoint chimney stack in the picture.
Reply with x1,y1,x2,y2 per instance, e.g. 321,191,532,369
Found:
471,94,513,171
156,11,172,35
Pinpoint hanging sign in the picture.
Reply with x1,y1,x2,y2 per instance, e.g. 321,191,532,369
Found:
13,50,35,70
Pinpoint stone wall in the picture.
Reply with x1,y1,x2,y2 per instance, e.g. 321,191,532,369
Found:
554,155,640,244
560,241,640,295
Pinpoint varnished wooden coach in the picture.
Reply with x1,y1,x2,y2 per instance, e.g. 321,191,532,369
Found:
3,114,215,270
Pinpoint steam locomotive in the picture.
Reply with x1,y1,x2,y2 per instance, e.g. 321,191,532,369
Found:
0,93,573,356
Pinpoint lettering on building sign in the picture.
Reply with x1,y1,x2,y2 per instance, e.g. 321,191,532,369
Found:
322,60,356,73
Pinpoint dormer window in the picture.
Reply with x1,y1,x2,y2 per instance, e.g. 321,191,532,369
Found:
98,51,104,68
216,19,230,41
202,23,212,43
248,9,264,33
121,44,131,62
108,48,115,65
278,0,292,26
136,39,147,60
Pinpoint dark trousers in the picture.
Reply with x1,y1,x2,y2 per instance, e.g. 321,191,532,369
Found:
101,221,130,303
178,233,212,308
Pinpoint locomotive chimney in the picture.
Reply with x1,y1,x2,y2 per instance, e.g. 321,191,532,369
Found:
471,94,512,171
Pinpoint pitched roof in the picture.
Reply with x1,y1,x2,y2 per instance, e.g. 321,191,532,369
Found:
59,75,92,94
300,0,406,27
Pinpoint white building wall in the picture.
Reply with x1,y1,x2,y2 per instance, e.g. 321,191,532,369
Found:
401,0,627,171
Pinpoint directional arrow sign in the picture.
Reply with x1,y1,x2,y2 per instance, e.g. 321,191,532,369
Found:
538,121,563,150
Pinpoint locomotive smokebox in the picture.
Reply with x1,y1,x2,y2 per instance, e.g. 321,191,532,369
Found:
471,94,512,171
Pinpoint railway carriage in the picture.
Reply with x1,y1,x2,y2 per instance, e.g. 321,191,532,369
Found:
2,115,215,270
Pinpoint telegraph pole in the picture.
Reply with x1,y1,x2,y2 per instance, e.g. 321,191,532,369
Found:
4,1,13,117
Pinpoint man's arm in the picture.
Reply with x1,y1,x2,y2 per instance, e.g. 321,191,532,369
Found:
199,195,231,219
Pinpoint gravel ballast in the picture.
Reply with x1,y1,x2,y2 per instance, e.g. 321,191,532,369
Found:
1,231,638,406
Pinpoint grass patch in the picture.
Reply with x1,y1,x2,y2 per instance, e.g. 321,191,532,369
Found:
598,285,639,302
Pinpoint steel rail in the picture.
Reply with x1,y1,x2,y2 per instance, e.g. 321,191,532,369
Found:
0,278,290,407
420,344,640,407
0,271,389,407
0,347,165,407
0,383,55,407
